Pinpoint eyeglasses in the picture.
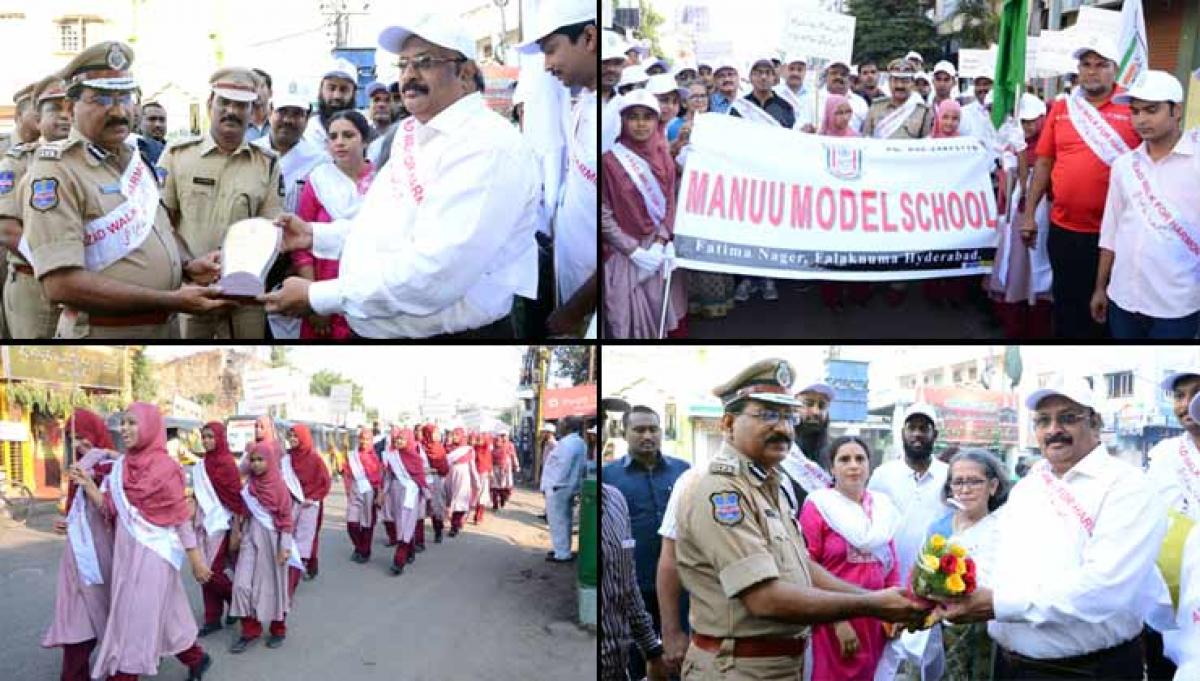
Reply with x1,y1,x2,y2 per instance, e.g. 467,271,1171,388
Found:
949,477,989,489
740,409,800,427
798,398,829,410
396,55,467,73
83,92,135,107
1032,411,1087,429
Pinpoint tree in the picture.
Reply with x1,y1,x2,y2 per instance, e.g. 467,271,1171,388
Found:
309,369,364,410
847,0,940,65
129,346,157,402
638,0,667,59
552,346,591,385
269,346,291,368
947,0,999,50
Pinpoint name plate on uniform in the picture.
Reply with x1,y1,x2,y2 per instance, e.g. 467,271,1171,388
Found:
218,218,280,298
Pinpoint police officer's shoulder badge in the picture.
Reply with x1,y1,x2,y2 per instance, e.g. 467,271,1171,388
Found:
0,170,14,195
710,490,744,527
30,177,59,211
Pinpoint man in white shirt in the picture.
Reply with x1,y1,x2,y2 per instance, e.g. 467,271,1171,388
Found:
774,55,813,131
958,75,994,140
251,90,327,214
262,13,539,338
1091,70,1200,339
544,416,587,562
518,0,598,338
937,378,1168,679
815,62,869,134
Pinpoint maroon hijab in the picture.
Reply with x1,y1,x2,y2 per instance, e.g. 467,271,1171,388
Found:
65,408,116,514
247,442,294,533
601,106,678,241
391,426,427,487
122,402,190,527
202,421,247,516
288,424,331,501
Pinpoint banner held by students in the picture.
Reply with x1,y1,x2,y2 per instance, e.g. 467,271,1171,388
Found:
673,114,1000,282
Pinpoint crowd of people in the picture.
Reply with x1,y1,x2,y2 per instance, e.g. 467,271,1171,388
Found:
0,3,601,339
601,26,1199,339
600,359,1200,680
39,402,589,680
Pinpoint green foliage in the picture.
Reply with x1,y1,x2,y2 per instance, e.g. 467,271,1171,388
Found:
7,383,121,418
551,346,591,385
269,347,291,368
847,0,940,64
129,346,157,402
309,369,364,410
638,0,667,59
948,0,999,49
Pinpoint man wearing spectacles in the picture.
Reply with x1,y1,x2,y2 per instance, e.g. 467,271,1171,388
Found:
22,41,235,339
669,358,928,680
936,379,1167,680
262,13,539,339
869,401,949,679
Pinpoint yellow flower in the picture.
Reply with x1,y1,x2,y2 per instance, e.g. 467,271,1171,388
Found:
949,543,966,558
954,557,968,575
929,534,946,551
946,573,966,594
920,554,939,572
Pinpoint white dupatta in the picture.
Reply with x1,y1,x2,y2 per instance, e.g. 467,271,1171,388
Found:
307,162,369,221
383,449,419,510
67,485,104,585
806,487,899,570
611,142,667,227
240,485,305,571
108,456,185,571
729,98,782,127
1065,89,1132,166
191,461,233,536
347,449,373,496
874,94,920,139
280,454,306,503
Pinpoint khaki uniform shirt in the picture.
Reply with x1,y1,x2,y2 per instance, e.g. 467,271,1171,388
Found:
675,441,813,640
158,132,284,259
863,97,932,139
0,142,38,266
22,131,183,313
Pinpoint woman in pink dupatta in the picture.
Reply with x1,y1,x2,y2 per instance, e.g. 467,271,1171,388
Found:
817,95,875,312
45,409,118,681
380,426,425,575
601,90,687,339
229,440,298,653
71,402,212,681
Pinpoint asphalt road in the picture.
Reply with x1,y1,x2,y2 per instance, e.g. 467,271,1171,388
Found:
0,485,595,680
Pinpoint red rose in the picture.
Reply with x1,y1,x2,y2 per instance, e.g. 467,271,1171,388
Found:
939,554,958,575
963,573,977,593
964,557,976,578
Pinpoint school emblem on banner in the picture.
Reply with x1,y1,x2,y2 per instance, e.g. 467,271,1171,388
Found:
30,177,59,212
0,171,13,195
824,144,863,180
710,491,744,526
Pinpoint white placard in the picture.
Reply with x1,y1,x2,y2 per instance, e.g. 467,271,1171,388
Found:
330,383,353,414
780,8,856,66
241,368,291,408
958,47,997,79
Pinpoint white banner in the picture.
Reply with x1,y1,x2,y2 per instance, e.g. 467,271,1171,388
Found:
958,48,997,79
673,114,999,282
780,8,855,66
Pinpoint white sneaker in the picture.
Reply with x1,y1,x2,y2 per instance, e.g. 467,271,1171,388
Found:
734,279,753,302
762,280,779,301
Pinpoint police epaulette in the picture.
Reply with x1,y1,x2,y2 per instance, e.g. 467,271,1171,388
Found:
36,145,63,161
709,460,737,476
166,136,203,152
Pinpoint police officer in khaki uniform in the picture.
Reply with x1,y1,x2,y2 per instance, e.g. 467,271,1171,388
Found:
0,82,43,336
674,359,928,680
1,74,74,338
158,66,285,339
22,41,233,339
863,60,932,139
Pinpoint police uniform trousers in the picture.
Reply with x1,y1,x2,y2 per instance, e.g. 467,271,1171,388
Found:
682,642,803,681
181,306,265,339
5,268,59,338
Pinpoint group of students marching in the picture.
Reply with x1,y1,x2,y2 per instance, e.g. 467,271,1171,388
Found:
40,403,520,680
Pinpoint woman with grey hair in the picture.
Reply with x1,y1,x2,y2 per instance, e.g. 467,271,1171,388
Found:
906,448,1009,681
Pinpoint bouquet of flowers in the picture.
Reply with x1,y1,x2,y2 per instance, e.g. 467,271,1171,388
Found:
899,533,977,631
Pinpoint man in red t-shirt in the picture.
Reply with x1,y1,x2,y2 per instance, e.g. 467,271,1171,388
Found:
1021,37,1140,339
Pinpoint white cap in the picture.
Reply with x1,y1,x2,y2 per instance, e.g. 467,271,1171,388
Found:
1159,369,1200,392
914,71,931,84
905,51,924,63
903,402,939,426
932,60,957,78
378,12,477,60
516,0,596,55
795,379,835,403
601,29,629,62
273,81,311,111
1019,92,1047,120
671,63,698,78
1190,393,1200,423
1025,377,1097,411
646,73,685,98
617,88,660,116
784,54,807,66
492,424,509,435
617,64,649,89
323,58,359,84
541,422,557,433
1072,34,1121,63
1113,70,1185,104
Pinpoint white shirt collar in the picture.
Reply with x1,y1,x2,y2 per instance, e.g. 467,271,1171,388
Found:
422,93,485,137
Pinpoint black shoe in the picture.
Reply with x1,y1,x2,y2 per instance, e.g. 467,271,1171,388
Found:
230,637,256,654
406,552,416,565
303,572,316,581
448,529,459,538
389,564,404,576
266,634,286,649
384,540,398,547
224,615,237,625
197,622,223,637
434,534,443,543
354,553,370,564
351,551,362,562
415,544,426,553
546,553,576,563
188,652,212,680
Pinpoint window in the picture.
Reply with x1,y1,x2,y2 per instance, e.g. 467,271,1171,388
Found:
1105,371,1133,399
58,21,83,52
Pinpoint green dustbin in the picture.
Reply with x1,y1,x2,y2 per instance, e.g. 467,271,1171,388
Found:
578,477,598,587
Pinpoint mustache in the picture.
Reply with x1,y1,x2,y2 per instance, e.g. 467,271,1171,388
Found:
765,433,792,446
1045,433,1073,447
104,117,129,128
402,81,430,96
220,114,243,125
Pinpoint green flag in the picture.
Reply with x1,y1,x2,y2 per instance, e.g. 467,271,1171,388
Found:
991,0,1028,129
